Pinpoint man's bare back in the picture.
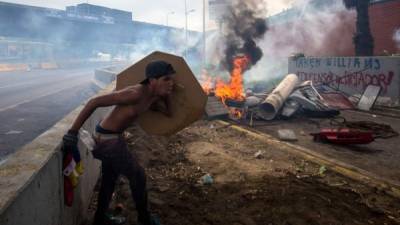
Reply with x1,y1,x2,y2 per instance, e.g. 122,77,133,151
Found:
99,84,160,132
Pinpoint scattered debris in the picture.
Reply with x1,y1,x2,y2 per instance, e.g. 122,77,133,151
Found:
199,173,214,185
203,68,398,123
289,90,320,111
226,99,245,108
318,165,327,176
357,85,381,111
259,74,299,120
105,212,126,225
330,117,399,139
295,81,341,118
245,96,262,108
311,128,375,145
319,92,355,110
302,108,340,118
254,150,263,159
374,97,395,107
277,129,297,141
281,99,301,118
295,160,306,173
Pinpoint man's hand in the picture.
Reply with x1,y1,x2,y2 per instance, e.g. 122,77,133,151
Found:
62,130,83,175
63,130,78,148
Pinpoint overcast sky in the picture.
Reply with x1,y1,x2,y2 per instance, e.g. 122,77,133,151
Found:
4,0,295,31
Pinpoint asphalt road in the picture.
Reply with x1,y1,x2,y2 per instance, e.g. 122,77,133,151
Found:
0,67,103,160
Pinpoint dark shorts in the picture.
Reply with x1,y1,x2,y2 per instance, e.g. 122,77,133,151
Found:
92,137,142,174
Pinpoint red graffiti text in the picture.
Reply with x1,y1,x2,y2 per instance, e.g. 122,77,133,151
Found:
297,71,395,93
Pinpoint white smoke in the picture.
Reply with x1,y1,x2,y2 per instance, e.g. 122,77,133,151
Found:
128,28,203,73
394,28,400,50
245,0,355,85
1,5,202,66
128,28,183,62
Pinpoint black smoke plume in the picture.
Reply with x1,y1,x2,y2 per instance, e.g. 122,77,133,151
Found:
343,0,374,56
222,0,268,72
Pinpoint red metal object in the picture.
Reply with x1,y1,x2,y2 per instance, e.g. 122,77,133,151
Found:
311,128,374,145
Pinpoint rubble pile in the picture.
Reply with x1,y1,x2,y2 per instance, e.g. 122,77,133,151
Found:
205,74,399,145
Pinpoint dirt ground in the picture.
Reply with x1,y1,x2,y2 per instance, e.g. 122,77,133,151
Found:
87,120,400,225
247,110,400,184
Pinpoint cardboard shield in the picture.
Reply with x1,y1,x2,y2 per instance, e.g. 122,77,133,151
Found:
116,51,207,136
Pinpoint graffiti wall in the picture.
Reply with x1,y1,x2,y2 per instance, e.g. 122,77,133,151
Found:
288,56,400,101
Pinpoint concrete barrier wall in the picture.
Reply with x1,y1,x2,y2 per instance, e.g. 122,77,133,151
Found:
288,56,400,103
0,84,114,225
94,69,117,88
0,62,58,71
40,62,59,70
0,63,29,72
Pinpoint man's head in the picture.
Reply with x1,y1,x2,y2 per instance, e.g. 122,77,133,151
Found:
141,60,176,96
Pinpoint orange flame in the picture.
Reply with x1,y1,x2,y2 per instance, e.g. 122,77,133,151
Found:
199,55,250,119
215,56,249,104
230,108,243,120
200,69,214,95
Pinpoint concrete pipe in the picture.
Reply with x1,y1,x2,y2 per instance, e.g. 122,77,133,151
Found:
259,74,299,120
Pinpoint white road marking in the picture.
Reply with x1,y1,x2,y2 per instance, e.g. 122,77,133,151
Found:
5,130,23,135
0,78,91,112
0,81,35,89
0,70,93,90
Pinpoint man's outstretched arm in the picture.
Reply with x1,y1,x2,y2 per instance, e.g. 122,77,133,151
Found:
69,87,141,133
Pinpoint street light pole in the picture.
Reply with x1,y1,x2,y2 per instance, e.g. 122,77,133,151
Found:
184,0,188,57
184,6,195,58
166,11,174,26
203,0,206,67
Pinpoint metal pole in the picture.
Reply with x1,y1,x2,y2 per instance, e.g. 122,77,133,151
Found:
184,0,188,58
166,12,175,26
166,11,174,26
203,0,206,67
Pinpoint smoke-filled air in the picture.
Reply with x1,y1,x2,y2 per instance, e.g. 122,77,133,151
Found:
204,0,356,93
394,28,400,50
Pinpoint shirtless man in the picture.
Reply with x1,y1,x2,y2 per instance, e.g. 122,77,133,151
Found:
62,60,175,225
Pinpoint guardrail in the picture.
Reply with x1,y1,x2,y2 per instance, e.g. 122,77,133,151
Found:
0,63,29,72
0,81,115,225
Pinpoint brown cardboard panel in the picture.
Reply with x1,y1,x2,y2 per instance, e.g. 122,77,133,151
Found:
116,51,207,136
